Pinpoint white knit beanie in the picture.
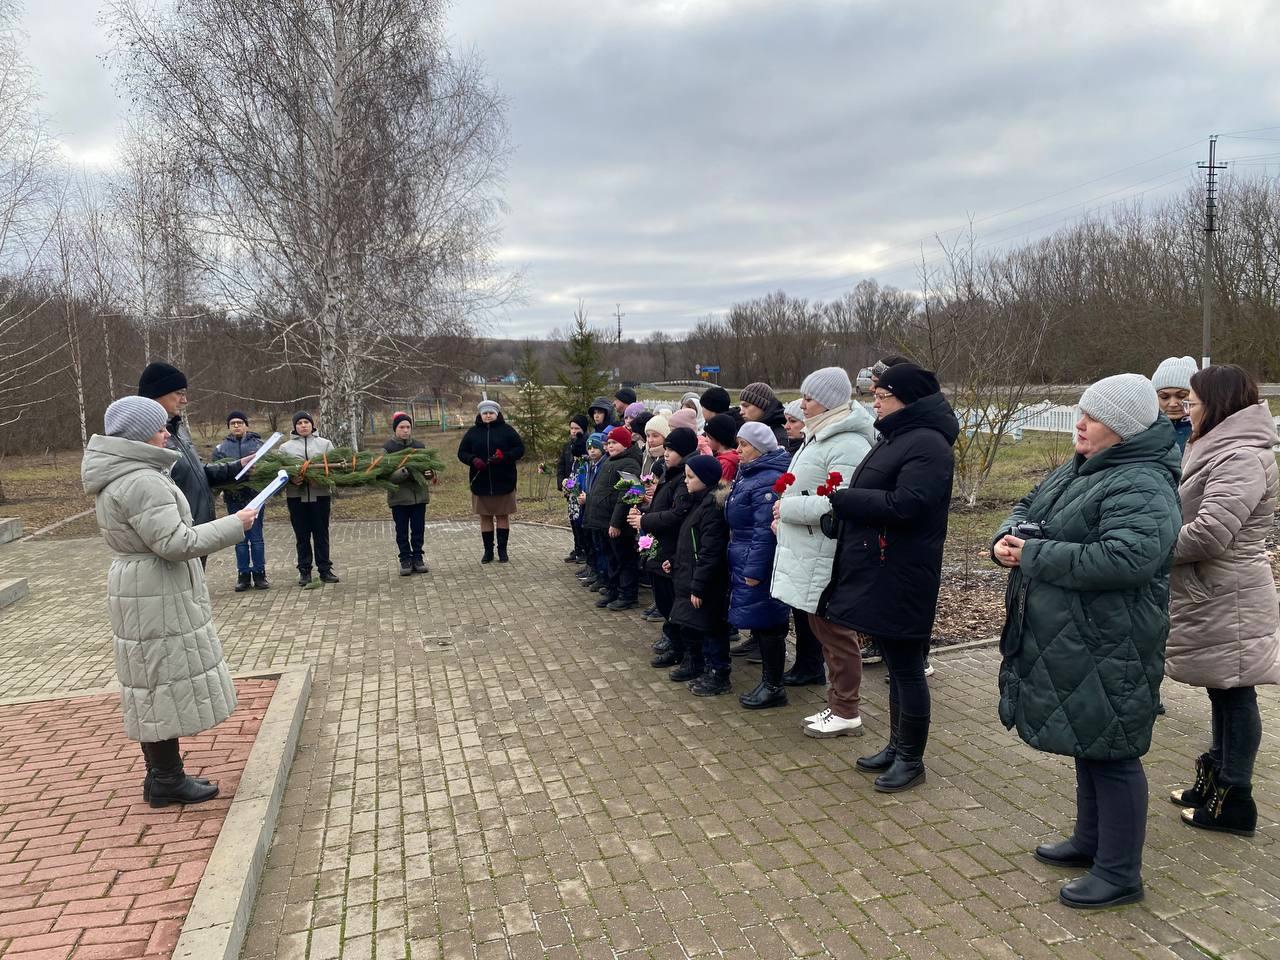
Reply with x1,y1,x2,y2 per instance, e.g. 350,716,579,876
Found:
783,399,806,422
104,396,169,441
645,415,670,439
1079,374,1159,440
1151,356,1198,392
800,367,852,411
737,421,779,453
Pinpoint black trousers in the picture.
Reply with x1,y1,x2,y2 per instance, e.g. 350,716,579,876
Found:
791,606,823,674
287,497,332,573
1072,757,1147,887
1209,686,1262,787
391,503,426,562
879,635,931,718
141,738,182,773
608,530,639,602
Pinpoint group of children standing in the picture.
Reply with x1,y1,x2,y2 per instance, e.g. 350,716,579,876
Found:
559,385,809,700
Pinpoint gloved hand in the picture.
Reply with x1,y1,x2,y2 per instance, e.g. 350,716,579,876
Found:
471,457,487,471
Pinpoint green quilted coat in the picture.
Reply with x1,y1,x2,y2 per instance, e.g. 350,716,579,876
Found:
995,418,1181,761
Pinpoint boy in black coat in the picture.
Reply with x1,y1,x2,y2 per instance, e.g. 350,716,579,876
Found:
630,427,698,666
557,414,590,562
583,426,643,610
666,455,732,696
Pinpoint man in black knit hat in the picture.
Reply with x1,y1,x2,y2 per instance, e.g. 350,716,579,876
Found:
137,363,251,565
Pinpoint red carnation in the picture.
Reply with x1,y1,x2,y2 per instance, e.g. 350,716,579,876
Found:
827,471,843,487
773,472,797,495
816,484,829,496
493,449,504,460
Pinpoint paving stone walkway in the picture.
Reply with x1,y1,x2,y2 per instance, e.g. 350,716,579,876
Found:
0,679,276,959
0,520,1276,959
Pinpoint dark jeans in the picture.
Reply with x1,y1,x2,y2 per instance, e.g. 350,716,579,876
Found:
1209,686,1262,787
791,606,823,674
879,635,931,719
391,503,426,562
287,497,332,573
231,505,265,574
688,626,731,673
591,530,613,585
607,530,639,602
1072,757,1147,887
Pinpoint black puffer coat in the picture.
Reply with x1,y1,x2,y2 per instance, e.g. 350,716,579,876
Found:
995,418,1181,761
819,392,959,641
456,414,525,497
638,457,691,574
582,445,642,531
166,417,240,525
670,484,731,634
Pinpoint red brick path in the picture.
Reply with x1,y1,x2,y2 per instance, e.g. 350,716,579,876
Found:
0,679,277,960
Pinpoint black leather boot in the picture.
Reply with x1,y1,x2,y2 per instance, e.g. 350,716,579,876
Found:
235,572,252,592
481,531,495,563
874,712,929,793
497,528,510,563
739,630,786,709
651,641,682,669
252,571,270,590
147,739,218,809
857,689,899,772
1169,752,1217,808
141,742,211,803
1181,784,1257,837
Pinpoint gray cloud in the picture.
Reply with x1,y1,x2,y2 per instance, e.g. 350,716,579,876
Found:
24,0,1280,336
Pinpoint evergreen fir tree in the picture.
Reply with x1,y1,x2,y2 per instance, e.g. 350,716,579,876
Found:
510,342,562,464
556,303,611,420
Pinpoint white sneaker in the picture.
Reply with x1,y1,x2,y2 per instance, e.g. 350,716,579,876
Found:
924,660,935,677
800,708,828,729
803,709,864,738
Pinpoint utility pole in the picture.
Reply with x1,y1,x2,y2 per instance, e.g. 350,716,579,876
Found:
1198,135,1226,369
614,303,625,344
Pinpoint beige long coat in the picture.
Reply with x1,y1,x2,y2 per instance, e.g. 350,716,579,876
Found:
81,434,245,742
1167,402,1280,689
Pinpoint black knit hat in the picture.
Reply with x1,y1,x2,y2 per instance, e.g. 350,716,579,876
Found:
137,361,187,400
226,409,248,426
615,387,637,405
292,411,315,432
700,386,731,414
685,454,723,489
570,414,590,433
391,411,413,431
663,426,698,457
704,413,739,448
877,363,941,405
630,411,654,437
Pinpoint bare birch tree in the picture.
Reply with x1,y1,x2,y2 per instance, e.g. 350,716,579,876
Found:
107,0,511,447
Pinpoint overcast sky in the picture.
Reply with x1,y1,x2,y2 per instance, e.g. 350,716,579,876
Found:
24,0,1280,338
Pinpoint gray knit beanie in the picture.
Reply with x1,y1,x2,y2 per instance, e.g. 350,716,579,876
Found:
105,396,169,441
783,399,807,423
1151,356,1198,392
1078,374,1159,440
477,399,501,416
800,367,852,411
737,421,779,453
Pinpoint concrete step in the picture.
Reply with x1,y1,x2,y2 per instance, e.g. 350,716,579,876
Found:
0,517,21,545
0,577,27,611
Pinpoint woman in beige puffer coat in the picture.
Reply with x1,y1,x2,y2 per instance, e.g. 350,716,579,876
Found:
1166,365,1279,839
81,396,256,808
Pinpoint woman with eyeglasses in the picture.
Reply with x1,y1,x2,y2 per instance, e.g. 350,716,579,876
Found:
1152,356,1198,452
1166,364,1278,838
820,365,957,791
